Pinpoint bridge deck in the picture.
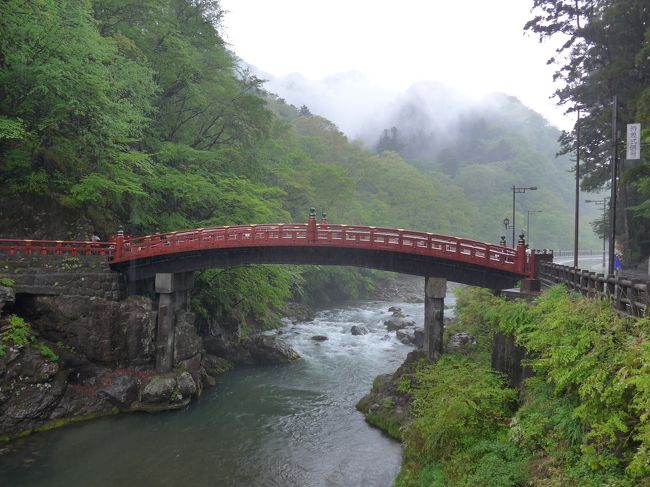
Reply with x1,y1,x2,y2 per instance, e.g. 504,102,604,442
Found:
0,222,553,285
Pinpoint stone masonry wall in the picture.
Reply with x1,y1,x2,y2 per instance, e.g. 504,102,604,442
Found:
0,254,125,301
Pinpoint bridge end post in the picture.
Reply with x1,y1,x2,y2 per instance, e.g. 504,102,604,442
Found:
308,207,317,242
115,226,124,261
424,277,446,361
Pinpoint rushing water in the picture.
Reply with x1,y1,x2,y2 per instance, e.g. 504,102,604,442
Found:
0,292,455,487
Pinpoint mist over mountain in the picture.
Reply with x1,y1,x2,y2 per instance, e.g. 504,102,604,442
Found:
259,70,396,138
256,69,558,163
253,67,600,249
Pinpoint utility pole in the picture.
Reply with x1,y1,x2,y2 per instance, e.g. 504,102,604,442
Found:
608,96,618,275
511,186,537,247
574,109,580,268
527,210,542,248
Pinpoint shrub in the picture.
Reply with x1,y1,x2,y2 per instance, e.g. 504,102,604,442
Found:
0,277,15,287
0,315,58,361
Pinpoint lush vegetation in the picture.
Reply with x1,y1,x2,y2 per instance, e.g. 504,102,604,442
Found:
526,0,650,263
0,0,603,332
0,315,58,362
396,287,650,486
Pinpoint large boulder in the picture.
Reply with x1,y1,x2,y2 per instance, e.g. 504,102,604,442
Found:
311,335,328,342
204,335,299,366
248,336,300,364
203,335,253,365
384,317,416,332
396,326,425,348
0,345,69,436
21,295,156,368
202,354,232,377
351,325,369,336
176,372,197,398
97,375,139,409
141,376,176,403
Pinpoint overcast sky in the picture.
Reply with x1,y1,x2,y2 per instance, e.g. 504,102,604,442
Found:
219,0,571,130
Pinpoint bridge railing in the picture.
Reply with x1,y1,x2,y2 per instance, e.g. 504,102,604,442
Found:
539,260,650,318
0,224,539,277
115,223,526,275
0,239,114,257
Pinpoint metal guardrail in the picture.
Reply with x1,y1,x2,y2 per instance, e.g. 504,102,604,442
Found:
552,249,604,258
539,261,650,318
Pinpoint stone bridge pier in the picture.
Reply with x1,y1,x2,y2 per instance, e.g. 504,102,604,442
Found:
153,272,195,372
424,277,446,361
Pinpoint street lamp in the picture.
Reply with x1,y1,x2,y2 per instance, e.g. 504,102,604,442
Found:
511,186,538,247
526,210,543,247
585,198,609,269
503,218,513,242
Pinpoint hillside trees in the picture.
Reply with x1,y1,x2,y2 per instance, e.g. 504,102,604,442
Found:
0,0,156,224
526,0,650,260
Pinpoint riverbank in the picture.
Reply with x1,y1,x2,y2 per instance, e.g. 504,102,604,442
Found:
0,296,422,486
0,281,302,443
0,272,424,442
359,286,650,486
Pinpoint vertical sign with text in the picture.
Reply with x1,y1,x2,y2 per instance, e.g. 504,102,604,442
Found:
627,123,641,160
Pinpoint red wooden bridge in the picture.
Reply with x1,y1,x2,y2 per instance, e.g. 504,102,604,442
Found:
0,211,552,289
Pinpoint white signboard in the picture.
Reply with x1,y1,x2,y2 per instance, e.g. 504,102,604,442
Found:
627,123,641,160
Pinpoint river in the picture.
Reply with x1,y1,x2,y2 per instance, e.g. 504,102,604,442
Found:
0,289,456,487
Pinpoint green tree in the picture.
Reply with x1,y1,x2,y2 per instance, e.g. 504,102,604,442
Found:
526,0,650,259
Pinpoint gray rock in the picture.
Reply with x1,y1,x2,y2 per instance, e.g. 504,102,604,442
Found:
0,286,15,311
202,354,232,377
413,327,424,348
141,376,176,403
98,375,139,408
396,327,416,345
350,325,369,336
384,317,416,332
388,307,405,318
176,372,197,397
447,333,477,353
395,326,425,348
248,336,300,364
311,335,328,342
21,295,156,368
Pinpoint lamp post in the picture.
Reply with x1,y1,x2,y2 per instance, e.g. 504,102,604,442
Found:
512,186,538,247
586,198,609,269
526,210,543,248
503,218,513,244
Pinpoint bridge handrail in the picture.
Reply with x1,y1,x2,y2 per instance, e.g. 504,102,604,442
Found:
114,223,525,274
0,238,114,257
0,224,534,277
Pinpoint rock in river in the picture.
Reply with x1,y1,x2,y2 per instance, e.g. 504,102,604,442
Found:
350,325,369,336
384,317,415,332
